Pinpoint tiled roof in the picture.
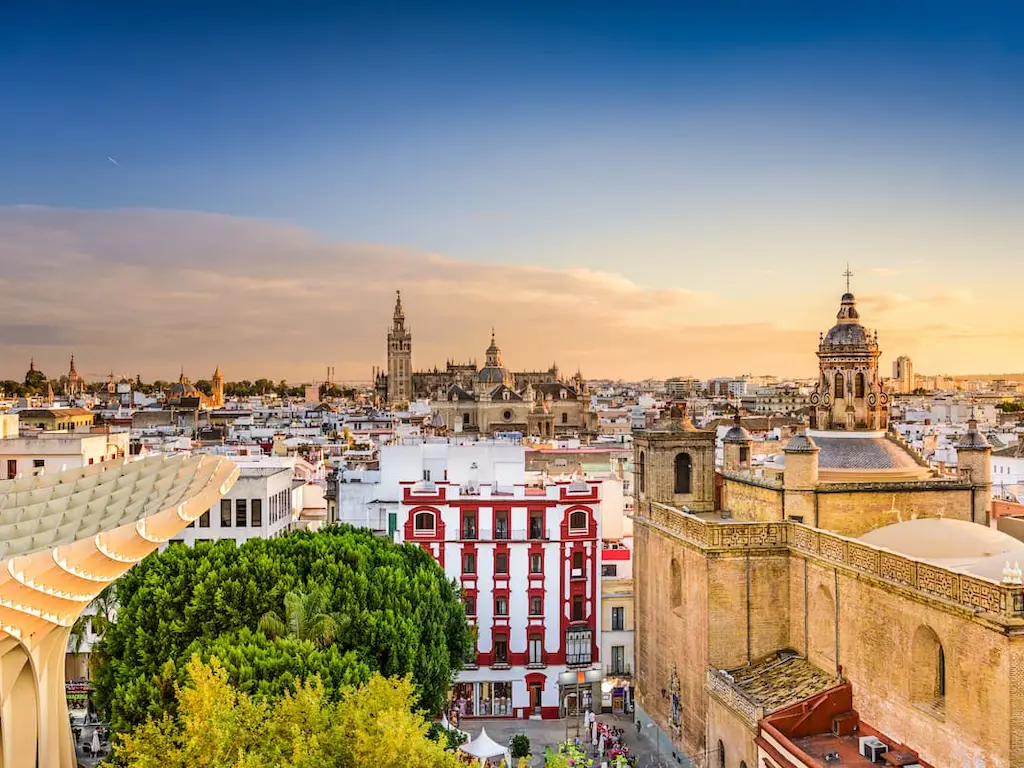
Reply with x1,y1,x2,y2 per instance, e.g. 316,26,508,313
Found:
813,436,921,470
723,425,752,443
445,384,475,402
784,433,819,453
538,382,579,399
993,442,1024,458
956,428,991,450
490,384,522,401
726,651,839,714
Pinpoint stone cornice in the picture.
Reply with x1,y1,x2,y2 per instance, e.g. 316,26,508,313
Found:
637,502,1024,624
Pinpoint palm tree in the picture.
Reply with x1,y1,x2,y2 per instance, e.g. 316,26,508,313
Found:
258,586,348,649
68,584,117,678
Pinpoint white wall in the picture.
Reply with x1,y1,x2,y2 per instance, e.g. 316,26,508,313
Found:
171,464,294,546
0,433,126,478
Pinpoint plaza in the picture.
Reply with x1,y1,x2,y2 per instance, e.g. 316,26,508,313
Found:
465,713,670,767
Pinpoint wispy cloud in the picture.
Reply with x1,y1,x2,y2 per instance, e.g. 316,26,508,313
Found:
0,207,1016,381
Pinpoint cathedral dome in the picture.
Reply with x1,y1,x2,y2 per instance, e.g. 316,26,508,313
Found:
167,373,200,399
476,366,507,384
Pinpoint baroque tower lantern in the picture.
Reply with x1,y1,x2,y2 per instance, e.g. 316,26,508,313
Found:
810,271,889,431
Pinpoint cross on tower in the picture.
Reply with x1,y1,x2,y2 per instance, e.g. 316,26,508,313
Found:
843,264,854,293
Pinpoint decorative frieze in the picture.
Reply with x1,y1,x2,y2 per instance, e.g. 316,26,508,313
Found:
636,501,1024,620
705,668,764,729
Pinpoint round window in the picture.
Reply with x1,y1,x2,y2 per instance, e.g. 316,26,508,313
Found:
503,410,513,421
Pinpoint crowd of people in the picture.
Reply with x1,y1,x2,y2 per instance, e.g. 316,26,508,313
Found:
586,711,638,767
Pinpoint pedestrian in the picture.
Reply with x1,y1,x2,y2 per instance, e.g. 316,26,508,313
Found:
635,718,641,735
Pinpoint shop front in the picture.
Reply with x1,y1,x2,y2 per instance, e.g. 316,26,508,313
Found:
448,681,514,719
601,678,633,714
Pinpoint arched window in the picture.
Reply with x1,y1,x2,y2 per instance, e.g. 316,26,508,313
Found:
569,509,588,531
414,511,435,534
674,453,692,494
670,558,682,612
855,372,866,398
638,451,646,494
718,740,726,768
910,625,946,706
834,372,845,399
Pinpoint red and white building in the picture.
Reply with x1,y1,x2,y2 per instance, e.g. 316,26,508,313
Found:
387,440,603,719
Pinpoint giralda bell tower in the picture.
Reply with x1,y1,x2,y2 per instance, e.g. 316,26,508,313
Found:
387,290,412,404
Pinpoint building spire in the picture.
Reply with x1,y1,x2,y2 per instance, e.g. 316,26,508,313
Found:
843,264,854,294
394,290,404,318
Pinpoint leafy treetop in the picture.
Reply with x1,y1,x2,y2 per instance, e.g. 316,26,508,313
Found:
92,526,473,734
113,656,461,768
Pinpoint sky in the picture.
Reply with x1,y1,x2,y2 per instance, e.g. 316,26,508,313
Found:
1,1,1023,382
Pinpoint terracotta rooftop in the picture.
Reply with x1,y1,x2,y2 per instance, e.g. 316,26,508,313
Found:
760,681,933,768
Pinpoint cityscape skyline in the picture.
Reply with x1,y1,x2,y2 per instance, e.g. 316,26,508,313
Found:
0,206,1018,387
2,3,1023,379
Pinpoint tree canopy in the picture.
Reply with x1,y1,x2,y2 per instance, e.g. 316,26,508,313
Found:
93,526,473,734
114,656,461,768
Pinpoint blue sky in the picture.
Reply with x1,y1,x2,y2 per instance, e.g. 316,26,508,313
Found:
1,2,1022,378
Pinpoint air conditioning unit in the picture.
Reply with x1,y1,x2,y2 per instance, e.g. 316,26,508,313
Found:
859,736,888,762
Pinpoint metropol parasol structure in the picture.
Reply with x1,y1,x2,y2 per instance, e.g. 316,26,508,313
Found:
0,452,238,768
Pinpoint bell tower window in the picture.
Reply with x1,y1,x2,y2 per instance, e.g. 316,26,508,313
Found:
855,373,865,398
834,372,845,399
674,453,692,494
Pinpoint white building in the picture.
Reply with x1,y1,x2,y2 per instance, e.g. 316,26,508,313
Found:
338,438,603,720
172,461,295,545
993,443,1024,492
0,414,128,478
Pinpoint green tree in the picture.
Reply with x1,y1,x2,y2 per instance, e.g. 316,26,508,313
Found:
24,365,47,393
113,656,459,768
258,586,347,648
92,528,473,735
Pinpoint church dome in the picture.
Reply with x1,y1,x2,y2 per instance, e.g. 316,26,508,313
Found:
820,293,874,351
822,322,869,347
476,366,507,384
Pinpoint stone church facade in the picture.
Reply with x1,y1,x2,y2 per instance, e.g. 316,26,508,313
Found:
633,289,1018,768
373,292,595,437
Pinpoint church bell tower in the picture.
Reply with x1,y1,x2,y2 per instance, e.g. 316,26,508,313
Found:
387,291,413,404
